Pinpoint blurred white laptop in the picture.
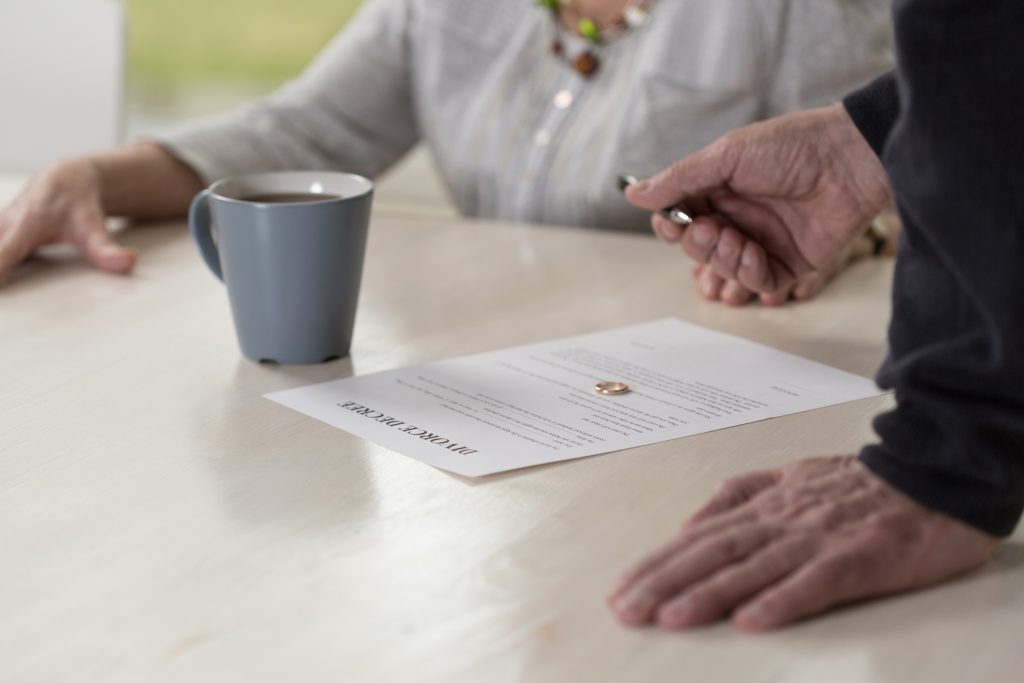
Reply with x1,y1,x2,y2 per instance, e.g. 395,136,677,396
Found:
0,0,124,173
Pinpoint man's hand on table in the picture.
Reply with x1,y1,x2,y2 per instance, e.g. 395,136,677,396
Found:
0,159,136,284
626,104,892,302
689,226,881,306
608,456,996,631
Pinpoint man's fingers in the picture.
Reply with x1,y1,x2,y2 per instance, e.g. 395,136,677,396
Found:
759,289,791,306
680,216,723,264
693,264,756,306
656,535,818,629
624,143,729,212
611,523,778,626
735,242,797,297
694,264,725,300
651,213,684,244
721,279,755,306
736,241,770,291
730,514,998,631
609,456,1001,634
683,470,780,529
607,507,758,605
710,194,819,286
792,272,826,301
73,209,136,274
687,230,782,295
709,227,745,280
732,549,885,632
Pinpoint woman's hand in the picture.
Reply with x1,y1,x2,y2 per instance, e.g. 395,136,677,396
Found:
0,159,136,284
0,144,204,287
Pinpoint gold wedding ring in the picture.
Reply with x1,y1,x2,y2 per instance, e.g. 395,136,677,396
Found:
595,381,630,396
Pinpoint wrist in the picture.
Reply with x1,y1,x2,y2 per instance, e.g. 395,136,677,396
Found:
90,144,159,215
827,104,893,221
87,143,202,218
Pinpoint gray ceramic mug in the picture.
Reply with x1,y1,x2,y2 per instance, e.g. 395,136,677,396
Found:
189,171,373,364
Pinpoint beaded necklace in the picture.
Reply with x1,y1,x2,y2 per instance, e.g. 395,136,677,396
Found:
538,0,652,78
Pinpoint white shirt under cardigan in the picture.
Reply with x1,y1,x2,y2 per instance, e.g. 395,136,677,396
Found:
160,0,893,232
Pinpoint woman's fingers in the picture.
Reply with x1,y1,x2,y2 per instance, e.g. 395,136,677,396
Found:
71,206,136,274
0,221,33,283
0,161,130,286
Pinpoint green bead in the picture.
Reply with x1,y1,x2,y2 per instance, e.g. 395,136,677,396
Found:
578,18,601,42
537,0,559,9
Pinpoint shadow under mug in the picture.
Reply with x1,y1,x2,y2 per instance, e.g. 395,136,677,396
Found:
189,171,373,364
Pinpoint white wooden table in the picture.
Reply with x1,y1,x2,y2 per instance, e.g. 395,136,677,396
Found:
2,177,1022,682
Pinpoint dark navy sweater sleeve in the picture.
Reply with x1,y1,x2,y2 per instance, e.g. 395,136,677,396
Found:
842,72,899,157
857,0,1024,536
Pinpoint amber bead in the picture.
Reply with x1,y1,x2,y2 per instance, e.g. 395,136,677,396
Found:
574,51,599,77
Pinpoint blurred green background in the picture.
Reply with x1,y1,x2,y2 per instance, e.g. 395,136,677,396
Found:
123,0,364,117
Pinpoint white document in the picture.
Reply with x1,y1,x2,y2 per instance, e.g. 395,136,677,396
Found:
265,319,882,477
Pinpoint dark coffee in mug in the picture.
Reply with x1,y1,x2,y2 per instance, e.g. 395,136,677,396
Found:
242,192,342,203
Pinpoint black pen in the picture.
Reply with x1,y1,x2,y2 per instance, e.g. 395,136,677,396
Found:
617,174,694,226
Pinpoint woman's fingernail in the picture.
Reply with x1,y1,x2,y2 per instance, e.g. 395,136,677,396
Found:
741,251,756,268
631,179,650,193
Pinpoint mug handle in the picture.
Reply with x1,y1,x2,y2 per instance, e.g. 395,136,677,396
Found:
188,189,223,281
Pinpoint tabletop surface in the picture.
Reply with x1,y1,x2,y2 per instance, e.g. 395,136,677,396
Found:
1,176,1022,683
